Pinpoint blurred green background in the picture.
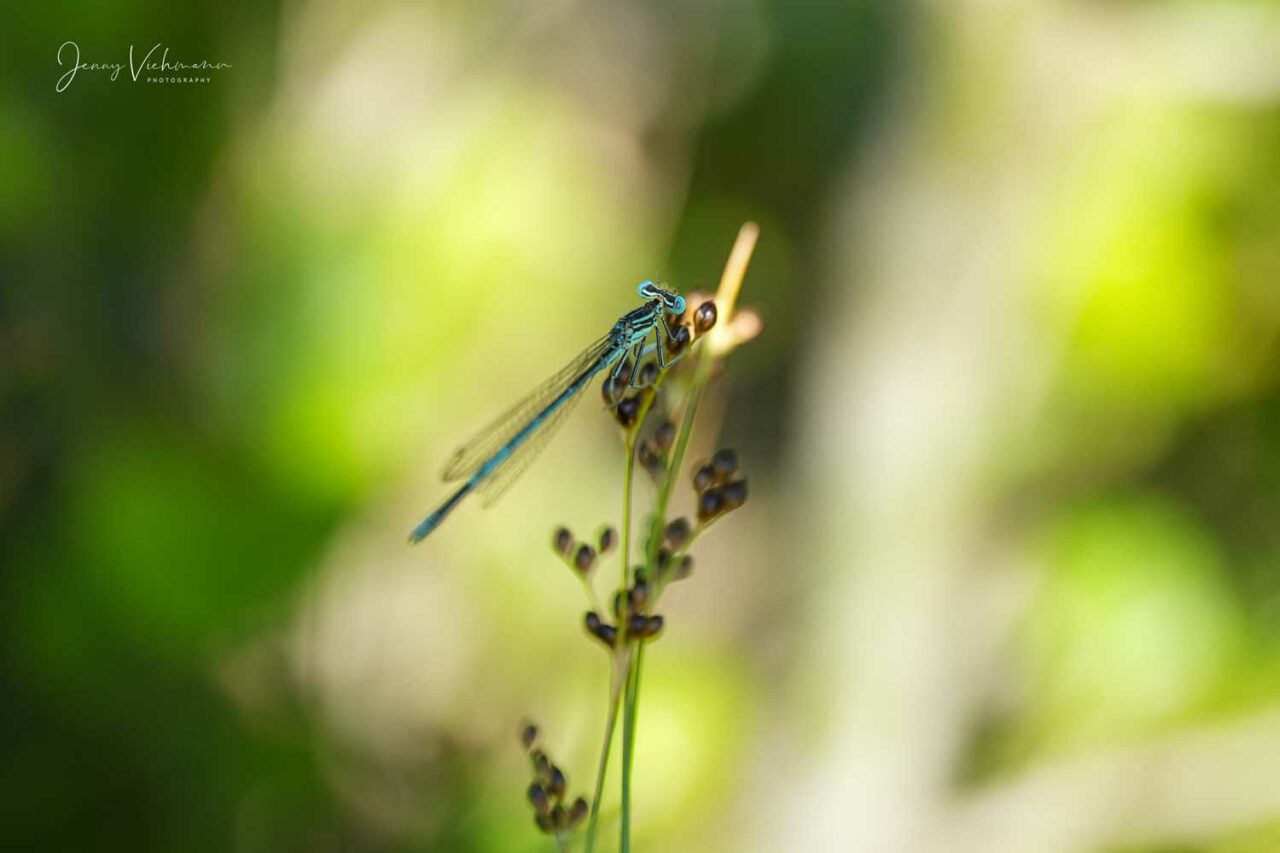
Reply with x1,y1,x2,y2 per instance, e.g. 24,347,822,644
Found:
5,1,1280,851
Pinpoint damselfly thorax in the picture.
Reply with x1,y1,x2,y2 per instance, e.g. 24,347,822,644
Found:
408,281,687,544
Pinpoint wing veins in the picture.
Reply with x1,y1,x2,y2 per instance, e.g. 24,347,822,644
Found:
440,332,615,483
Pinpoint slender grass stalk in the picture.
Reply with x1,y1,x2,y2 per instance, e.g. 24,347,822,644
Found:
519,230,758,850
620,642,642,853
618,222,759,852
582,648,630,853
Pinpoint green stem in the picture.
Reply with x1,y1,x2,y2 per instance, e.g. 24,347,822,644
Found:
583,653,629,853
646,351,715,566
620,642,644,852
622,431,637,595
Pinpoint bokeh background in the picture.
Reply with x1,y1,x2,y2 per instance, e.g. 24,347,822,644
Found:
6,1,1280,851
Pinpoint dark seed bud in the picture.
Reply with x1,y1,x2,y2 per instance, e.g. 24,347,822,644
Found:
664,517,692,549
628,613,649,637
655,420,677,451
674,554,694,580
521,721,540,750
586,611,618,647
553,527,574,558
693,464,715,493
528,782,550,813
628,580,649,610
597,526,617,554
548,766,566,800
637,440,662,477
637,361,658,386
697,487,724,522
569,797,589,824
615,358,633,384
645,614,665,638
574,544,597,574
721,478,748,510
711,448,738,480
667,324,692,356
550,803,566,829
615,395,641,428
657,547,672,570
533,751,551,778
602,375,624,406
694,300,718,334
633,565,648,585
536,812,554,832
598,623,617,647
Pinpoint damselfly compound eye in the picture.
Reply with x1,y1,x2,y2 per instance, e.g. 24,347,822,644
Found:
670,294,686,315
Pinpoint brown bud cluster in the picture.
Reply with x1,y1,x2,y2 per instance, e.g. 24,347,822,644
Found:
550,525,608,578
691,447,748,523
520,721,589,835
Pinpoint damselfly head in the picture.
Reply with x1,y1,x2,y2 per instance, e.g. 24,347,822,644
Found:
636,280,686,315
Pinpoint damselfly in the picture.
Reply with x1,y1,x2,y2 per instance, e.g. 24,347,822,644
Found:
409,281,688,543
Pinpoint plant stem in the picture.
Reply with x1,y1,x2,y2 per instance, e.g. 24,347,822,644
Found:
620,643,643,853
583,651,630,853
622,431,637,595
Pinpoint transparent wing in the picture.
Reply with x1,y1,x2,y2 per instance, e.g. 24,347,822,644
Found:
477,384,588,508
441,332,615,482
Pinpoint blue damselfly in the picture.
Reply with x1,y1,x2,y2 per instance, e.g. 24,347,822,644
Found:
409,281,687,543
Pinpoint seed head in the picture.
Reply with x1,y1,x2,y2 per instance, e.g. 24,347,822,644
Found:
666,324,692,357
710,447,738,480
694,300,718,334
601,375,624,406
574,543,597,575
614,395,641,428
520,721,540,751
637,439,663,478
674,554,694,581
628,580,649,610
552,527,574,559
697,487,725,522
664,517,692,549
692,463,715,493
548,765,566,800
597,525,617,554
721,478,748,511
655,420,676,452
528,782,549,813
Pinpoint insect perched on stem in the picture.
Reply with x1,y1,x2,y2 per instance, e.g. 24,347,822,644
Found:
408,281,688,543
